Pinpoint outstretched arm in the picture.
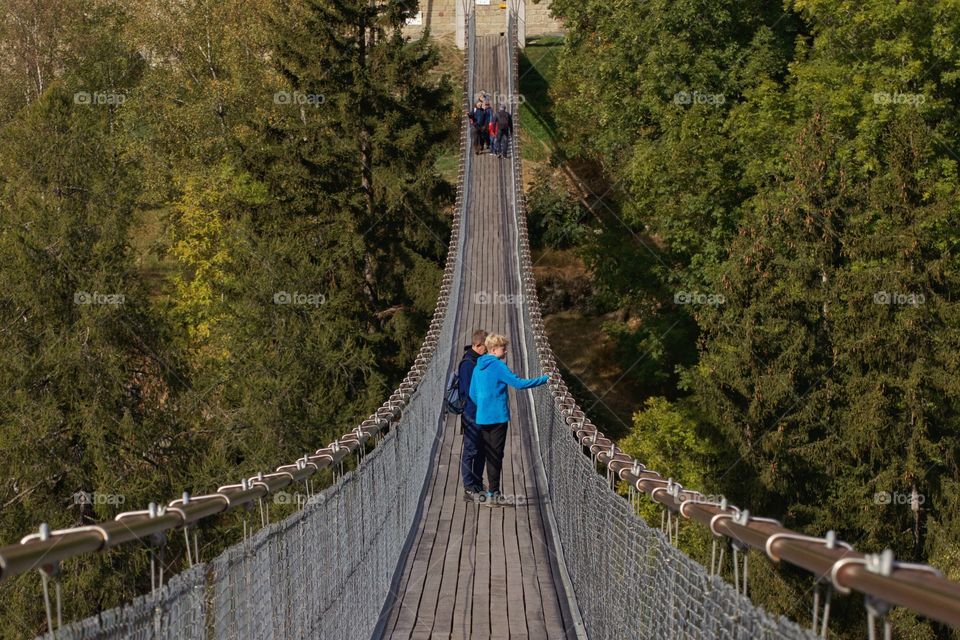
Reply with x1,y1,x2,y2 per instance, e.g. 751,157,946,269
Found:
496,360,548,390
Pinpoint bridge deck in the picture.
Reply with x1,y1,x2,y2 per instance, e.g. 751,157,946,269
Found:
378,35,575,640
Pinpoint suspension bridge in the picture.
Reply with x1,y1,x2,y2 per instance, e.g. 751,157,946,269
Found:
2,11,959,640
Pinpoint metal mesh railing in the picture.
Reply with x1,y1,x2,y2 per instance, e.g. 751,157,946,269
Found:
526,393,818,640
49,565,208,640
204,368,447,640
47,375,447,640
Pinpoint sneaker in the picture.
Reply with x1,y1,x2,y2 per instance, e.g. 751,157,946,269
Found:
463,486,485,503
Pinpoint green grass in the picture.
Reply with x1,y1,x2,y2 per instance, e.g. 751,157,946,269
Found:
519,36,564,163
434,147,460,184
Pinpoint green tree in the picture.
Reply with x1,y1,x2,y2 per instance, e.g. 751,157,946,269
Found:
550,0,960,635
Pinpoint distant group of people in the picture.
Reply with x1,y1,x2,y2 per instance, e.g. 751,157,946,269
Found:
454,330,548,506
468,93,513,159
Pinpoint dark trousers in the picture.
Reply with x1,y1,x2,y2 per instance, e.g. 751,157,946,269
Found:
480,423,508,493
472,125,484,151
497,132,509,156
460,416,486,490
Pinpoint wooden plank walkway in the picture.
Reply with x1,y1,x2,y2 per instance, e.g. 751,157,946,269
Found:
377,35,575,640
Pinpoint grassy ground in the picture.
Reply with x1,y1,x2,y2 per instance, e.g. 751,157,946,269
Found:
434,150,459,184
519,36,564,164
433,39,466,185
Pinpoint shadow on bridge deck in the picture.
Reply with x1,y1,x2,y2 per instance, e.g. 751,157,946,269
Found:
376,34,578,640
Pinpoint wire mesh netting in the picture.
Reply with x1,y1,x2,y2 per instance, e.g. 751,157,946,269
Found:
521,378,819,640
47,374,448,640
205,367,448,640
48,564,207,640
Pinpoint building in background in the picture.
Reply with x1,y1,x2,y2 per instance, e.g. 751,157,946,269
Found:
403,0,563,48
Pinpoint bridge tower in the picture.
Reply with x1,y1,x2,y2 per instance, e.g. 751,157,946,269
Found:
404,0,562,49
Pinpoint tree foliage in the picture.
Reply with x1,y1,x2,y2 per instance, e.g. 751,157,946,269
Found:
0,0,455,635
551,0,960,635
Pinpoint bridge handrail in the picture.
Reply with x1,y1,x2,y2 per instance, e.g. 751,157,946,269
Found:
503,11,960,630
0,17,475,587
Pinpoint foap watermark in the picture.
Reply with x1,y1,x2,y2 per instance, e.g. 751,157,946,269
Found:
474,291,524,305
272,491,308,507
493,92,526,108
872,91,926,107
673,90,725,106
273,291,326,307
74,91,126,106
674,291,725,306
74,291,125,305
873,291,925,306
73,490,125,506
466,492,532,506
274,91,325,106
874,491,925,510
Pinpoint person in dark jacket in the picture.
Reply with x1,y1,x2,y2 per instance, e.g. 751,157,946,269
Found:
459,329,488,500
469,333,549,506
469,99,487,154
494,105,513,159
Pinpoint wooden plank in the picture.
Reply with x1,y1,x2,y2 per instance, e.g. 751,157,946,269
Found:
413,413,461,636
510,399,547,638
429,422,469,636
451,499,478,640
472,505,492,638
518,402,568,635
389,410,459,637
502,416,529,638
488,503,509,639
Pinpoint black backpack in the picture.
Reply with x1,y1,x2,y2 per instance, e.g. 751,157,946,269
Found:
496,110,511,133
444,370,466,415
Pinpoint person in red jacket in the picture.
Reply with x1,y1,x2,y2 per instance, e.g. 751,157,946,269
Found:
482,100,494,152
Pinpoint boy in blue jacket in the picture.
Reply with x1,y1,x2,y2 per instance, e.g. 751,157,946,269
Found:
469,333,549,506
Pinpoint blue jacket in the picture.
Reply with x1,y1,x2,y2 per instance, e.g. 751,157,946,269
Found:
457,346,482,422
468,354,548,426
470,106,488,128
